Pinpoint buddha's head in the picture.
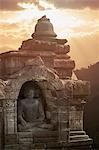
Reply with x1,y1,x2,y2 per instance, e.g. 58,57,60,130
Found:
24,88,35,99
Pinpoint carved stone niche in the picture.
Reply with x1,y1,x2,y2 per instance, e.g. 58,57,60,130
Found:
3,57,70,149
17,80,58,132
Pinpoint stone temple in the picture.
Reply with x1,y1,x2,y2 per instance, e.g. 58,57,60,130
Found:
0,16,93,149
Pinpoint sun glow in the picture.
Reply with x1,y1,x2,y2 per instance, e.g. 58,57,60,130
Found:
1,1,85,38
39,0,55,9
8,2,84,38
18,2,36,9
1,1,99,68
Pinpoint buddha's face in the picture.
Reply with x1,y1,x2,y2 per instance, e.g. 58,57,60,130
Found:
25,89,35,98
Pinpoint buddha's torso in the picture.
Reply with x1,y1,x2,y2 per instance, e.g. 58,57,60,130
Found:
21,98,40,122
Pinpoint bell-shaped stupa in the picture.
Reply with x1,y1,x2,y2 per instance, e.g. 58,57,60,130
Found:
32,15,67,44
32,15,57,40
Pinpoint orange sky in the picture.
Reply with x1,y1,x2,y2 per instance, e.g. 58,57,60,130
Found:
0,0,99,69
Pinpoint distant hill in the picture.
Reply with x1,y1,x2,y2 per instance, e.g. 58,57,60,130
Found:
75,62,99,148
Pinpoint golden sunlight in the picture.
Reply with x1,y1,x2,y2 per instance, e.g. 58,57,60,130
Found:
18,2,36,9
0,1,99,68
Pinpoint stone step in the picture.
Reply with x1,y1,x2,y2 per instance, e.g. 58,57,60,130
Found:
69,138,93,143
69,130,91,142
70,135,89,141
70,131,86,136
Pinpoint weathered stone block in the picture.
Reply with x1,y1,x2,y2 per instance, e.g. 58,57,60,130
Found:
72,80,90,96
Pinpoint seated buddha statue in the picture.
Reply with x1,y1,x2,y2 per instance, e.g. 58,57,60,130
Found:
18,87,53,131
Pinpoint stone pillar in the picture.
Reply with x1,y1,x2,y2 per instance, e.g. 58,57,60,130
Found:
57,87,71,144
69,80,93,149
58,105,69,143
3,99,17,147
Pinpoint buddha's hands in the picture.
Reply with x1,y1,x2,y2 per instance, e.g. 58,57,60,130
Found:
19,116,27,127
21,119,27,127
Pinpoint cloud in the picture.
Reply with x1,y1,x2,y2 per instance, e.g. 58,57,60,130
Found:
0,0,45,11
0,21,32,51
48,0,99,9
0,0,99,11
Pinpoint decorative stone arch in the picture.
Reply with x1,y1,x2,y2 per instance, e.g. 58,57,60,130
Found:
4,57,63,135
5,57,63,100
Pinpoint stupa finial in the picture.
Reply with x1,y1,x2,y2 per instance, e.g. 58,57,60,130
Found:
32,15,57,40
